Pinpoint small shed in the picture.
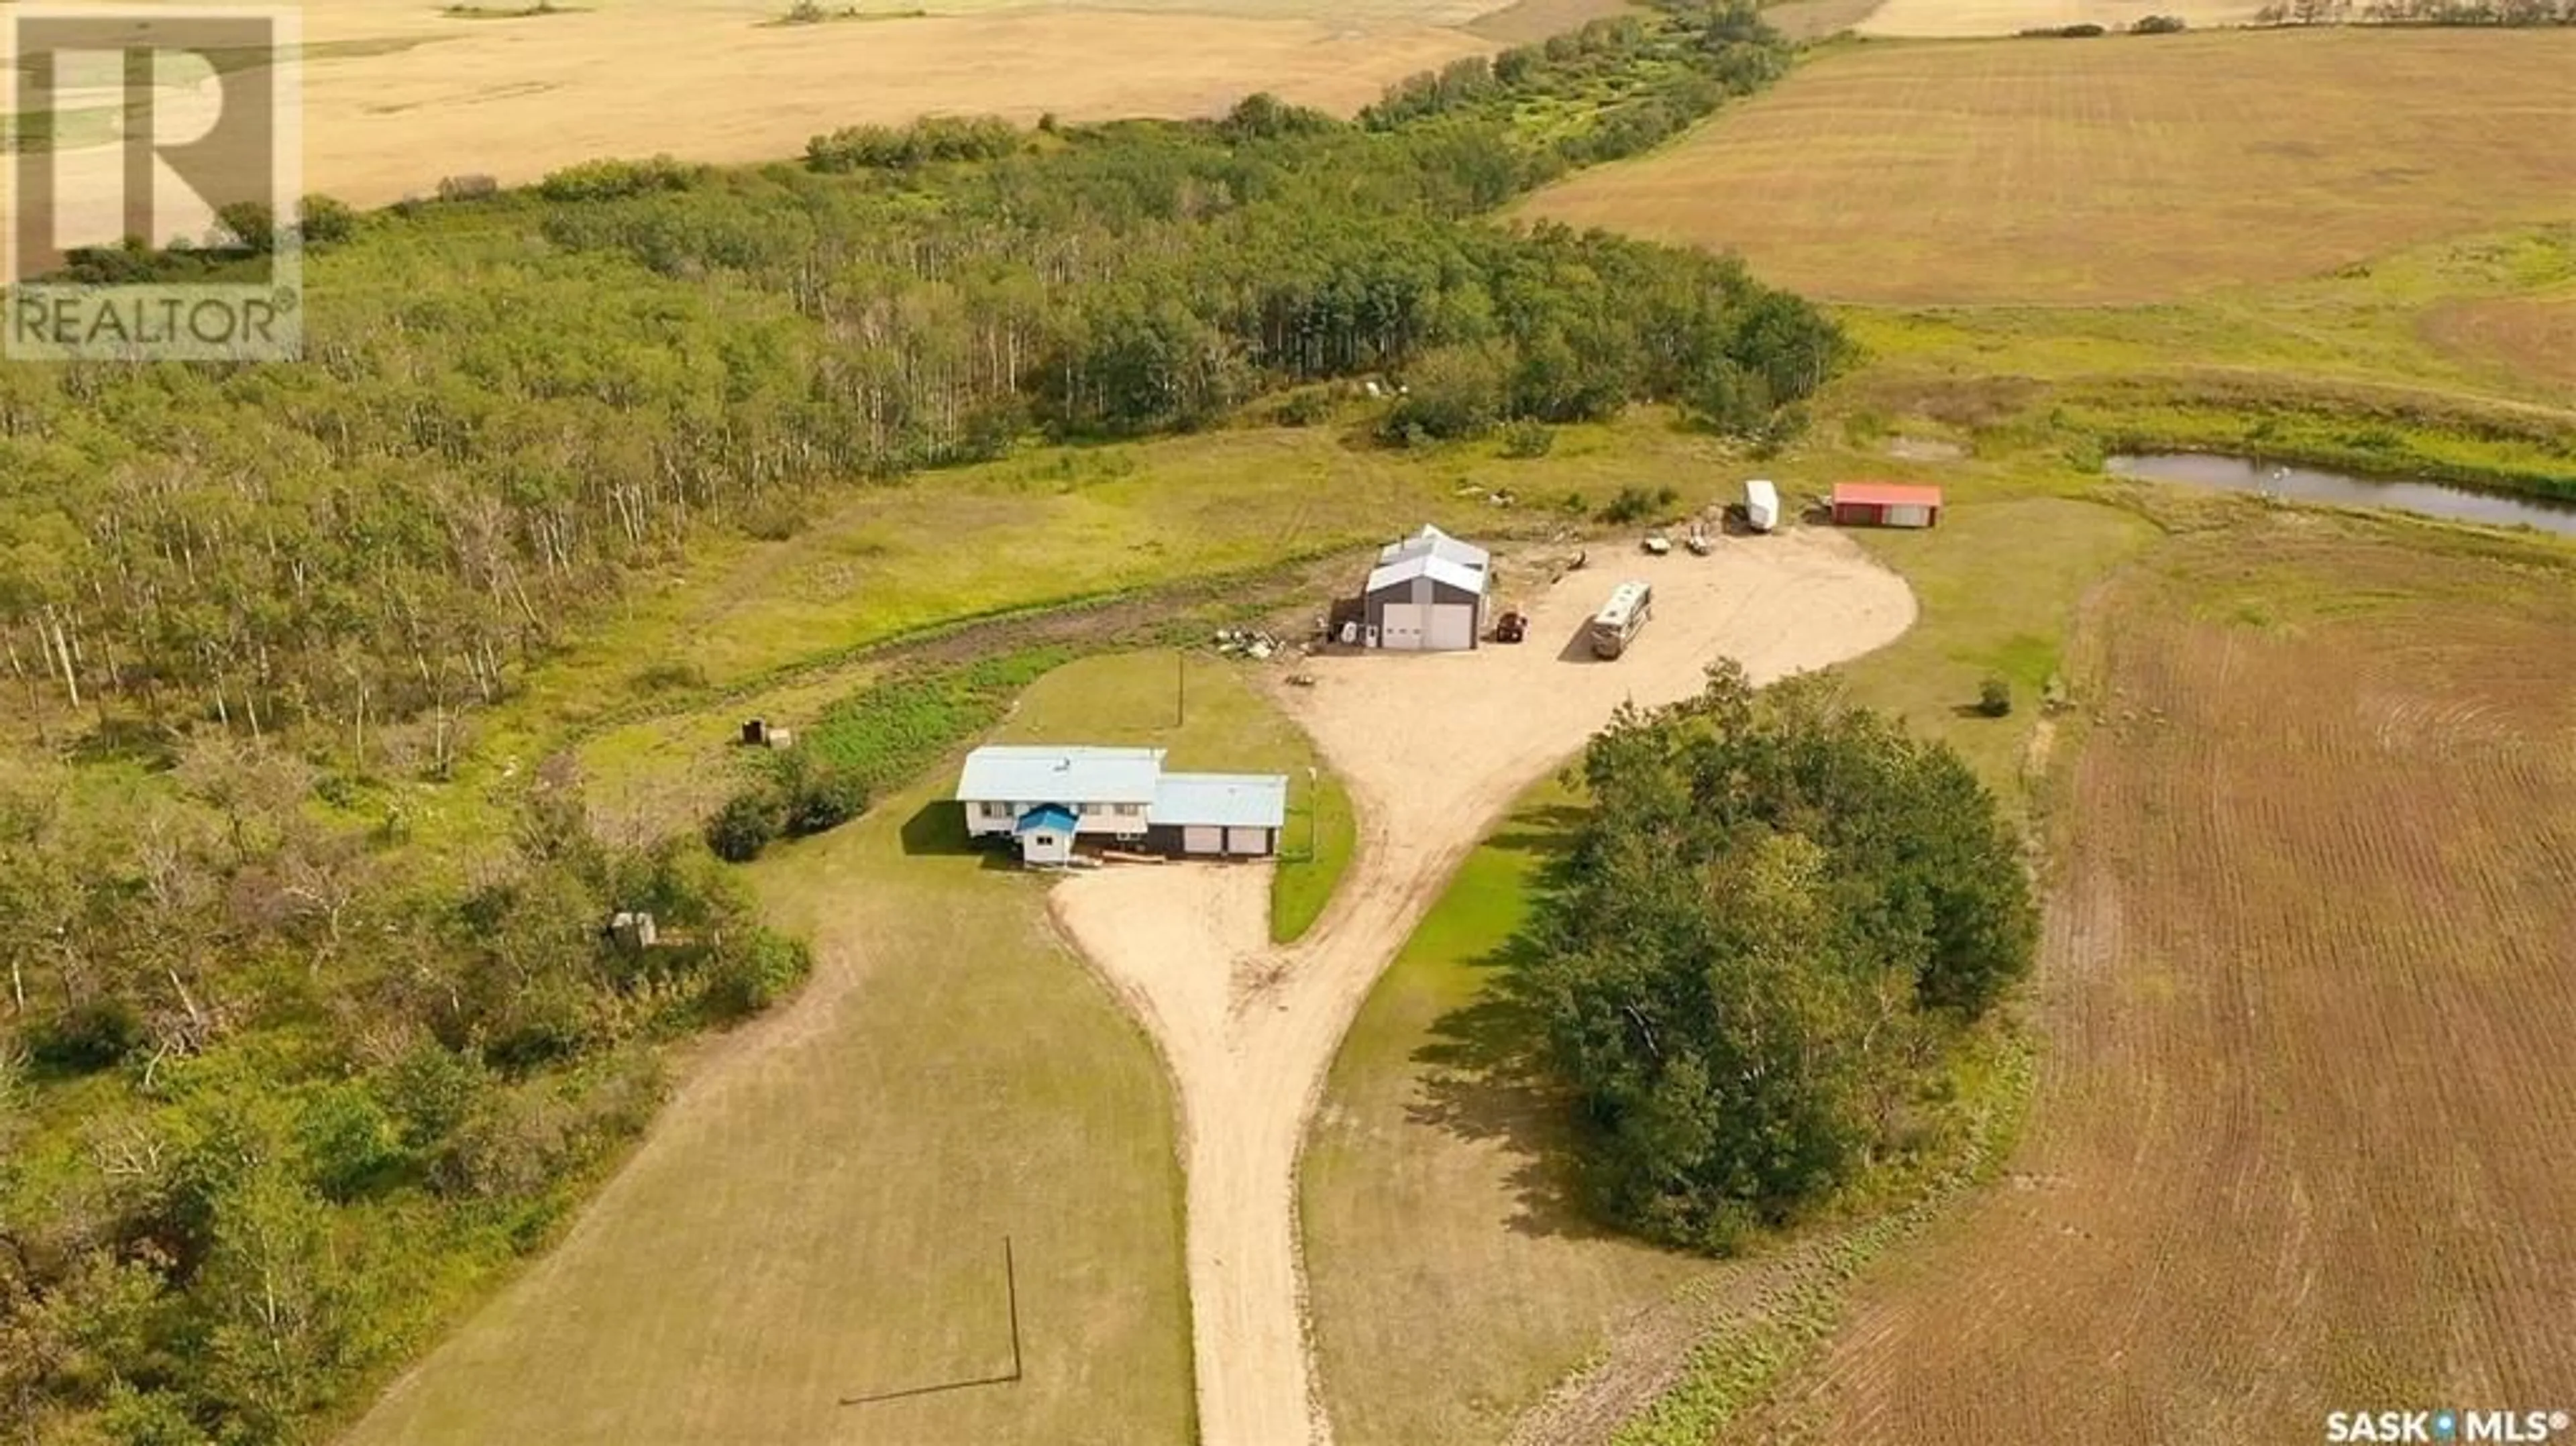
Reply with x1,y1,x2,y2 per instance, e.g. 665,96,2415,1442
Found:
1830,482,1943,529
1015,805,1079,866
1743,479,1780,533
1362,525,1490,652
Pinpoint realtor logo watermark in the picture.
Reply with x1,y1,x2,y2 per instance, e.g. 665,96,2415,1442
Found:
2328,1410,2573,1443
5,7,301,361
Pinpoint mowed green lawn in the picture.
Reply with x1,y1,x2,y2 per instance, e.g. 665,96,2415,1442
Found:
1523,29,2576,306
987,650,1355,942
1300,464,2158,1445
347,647,1366,1444
1303,779,1719,1446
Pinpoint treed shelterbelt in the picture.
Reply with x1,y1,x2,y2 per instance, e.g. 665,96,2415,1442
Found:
1519,665,2038,1253
0,0,1819,779
0,5,1823,1442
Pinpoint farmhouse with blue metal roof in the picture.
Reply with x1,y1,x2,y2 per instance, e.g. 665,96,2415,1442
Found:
957,744,1289,865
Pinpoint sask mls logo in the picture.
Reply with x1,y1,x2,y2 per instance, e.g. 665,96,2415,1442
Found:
5,7,302,361
2328,1410,2573,1443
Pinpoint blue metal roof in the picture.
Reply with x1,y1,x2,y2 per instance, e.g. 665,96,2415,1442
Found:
1016,804,1078,834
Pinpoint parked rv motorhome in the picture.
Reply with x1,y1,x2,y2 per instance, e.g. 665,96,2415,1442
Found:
1744,478,1780,533
1590,580,1654,659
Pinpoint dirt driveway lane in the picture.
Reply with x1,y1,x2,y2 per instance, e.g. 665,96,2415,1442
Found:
1051,529,1917,1446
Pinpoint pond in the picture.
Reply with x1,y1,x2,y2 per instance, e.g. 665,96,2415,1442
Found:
2105,453,2576,538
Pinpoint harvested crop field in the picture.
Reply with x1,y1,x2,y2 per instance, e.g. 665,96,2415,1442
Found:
17,0,1513,217
1851,0,2265,35
1522,30,2576,305
1738,520,2576,1442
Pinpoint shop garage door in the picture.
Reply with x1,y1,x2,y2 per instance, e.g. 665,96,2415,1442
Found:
1225,827,1269,855
1427,604,1475,651
1183,826,1224,854
1379,602,1425,651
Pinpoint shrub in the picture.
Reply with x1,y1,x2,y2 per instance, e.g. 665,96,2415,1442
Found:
1599,484,1678,524
2131,12,2188,30
296,194,358,247
297,1084,400,1201
1274,389,1334,427
429,1095,562,1201
31,997,143,1072
537,155,701,203
705,788,784,863
378,1044,490,1152
781,762,868,837
434,173,499,203
627,660,706,696
1381,344,1509,442
1977,675,2014,718
807,115,1020,172
1497,417,1556,458
708,932,812,1018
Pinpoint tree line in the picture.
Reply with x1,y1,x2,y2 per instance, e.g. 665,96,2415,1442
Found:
0,743,810,1443
1517,667,2037,1252
0,1,1813,783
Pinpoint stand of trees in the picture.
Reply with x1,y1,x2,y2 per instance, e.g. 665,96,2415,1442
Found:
0,1,1817,782
1520,667,2037,1252
0,746,810,1443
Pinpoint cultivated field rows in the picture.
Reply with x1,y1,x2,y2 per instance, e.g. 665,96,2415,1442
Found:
1737,522,2576,1440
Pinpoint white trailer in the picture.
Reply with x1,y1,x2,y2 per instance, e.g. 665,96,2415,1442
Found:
1744,478,1780,534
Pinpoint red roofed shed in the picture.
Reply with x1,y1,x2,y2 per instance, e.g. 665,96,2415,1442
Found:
1831,482,1944,529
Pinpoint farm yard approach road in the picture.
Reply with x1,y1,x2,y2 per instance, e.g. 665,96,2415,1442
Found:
1051,529,1916,1445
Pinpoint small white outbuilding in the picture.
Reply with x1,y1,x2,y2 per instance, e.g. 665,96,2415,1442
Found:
1743,478,1780,534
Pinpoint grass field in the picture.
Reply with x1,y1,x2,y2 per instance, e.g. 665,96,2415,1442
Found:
2423,293,2576,402
502,421,1739,747
1302,779,1715,1446
351,647,1358,1444
1734,518,2576,1441
1523,30,2576,307
345,763,1195,1444
1842,227,2576,410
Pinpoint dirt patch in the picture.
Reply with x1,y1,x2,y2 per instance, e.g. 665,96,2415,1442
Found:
1733,525,2576,1441
1051,529,1916,1446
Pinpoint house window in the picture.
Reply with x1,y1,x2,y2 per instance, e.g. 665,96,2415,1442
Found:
980,801,1010,819
1114,803,1142,817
